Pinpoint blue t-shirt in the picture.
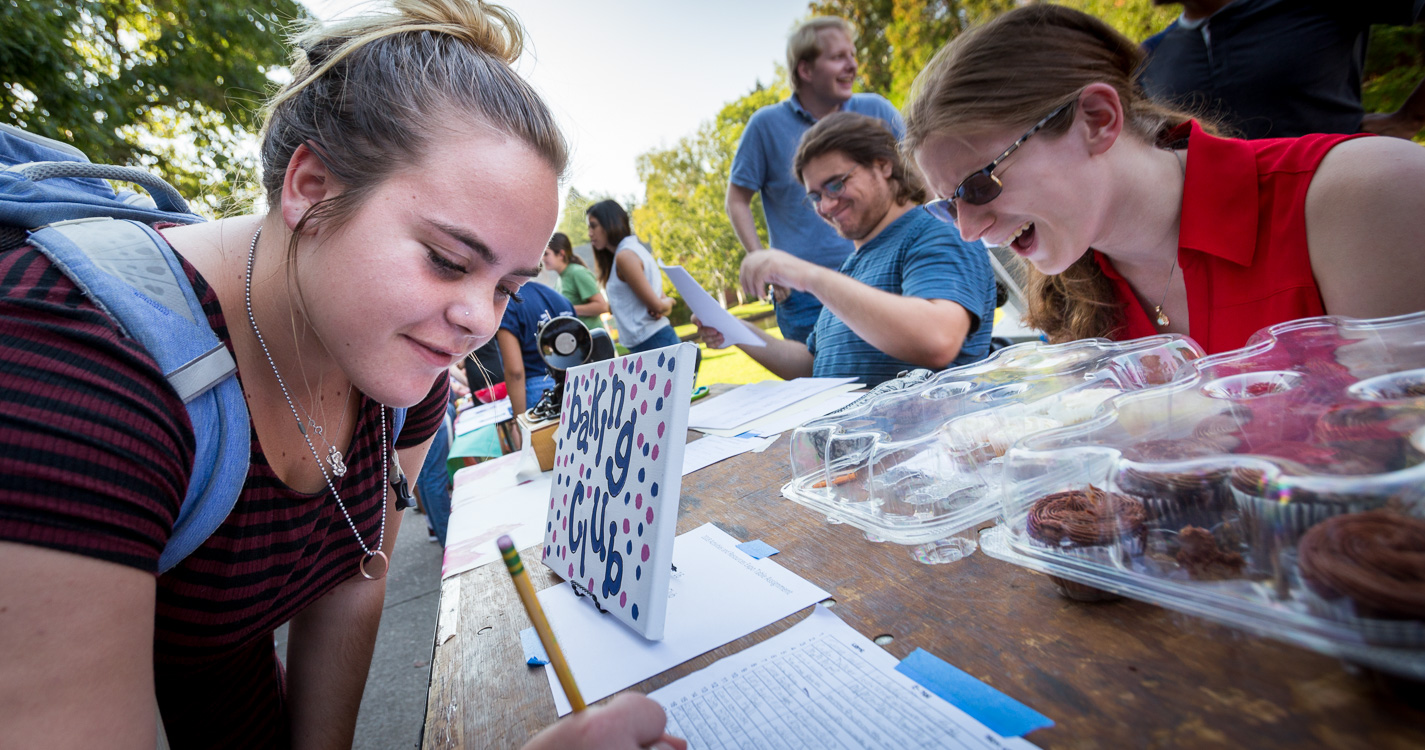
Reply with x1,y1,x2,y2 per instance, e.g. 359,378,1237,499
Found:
729,93,904,270
806,209,997,386
499,280,575,381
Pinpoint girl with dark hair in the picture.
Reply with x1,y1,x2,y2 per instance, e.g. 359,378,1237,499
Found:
543,231,608,330
0,1,683,748
586,199,680,353
904,4,1425,353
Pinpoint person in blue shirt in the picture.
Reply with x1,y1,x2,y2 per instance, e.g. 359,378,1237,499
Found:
700,112,997,387
726,16,904,344
496,280,575,416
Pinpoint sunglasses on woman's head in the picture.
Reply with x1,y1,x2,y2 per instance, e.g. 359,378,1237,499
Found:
805,165,860,207
923,101,1073,225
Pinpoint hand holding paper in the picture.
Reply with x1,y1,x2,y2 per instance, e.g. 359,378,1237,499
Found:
659,263,765,348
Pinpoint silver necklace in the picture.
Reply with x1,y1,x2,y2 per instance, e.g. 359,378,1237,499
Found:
244,225,389,580
296,381,354,476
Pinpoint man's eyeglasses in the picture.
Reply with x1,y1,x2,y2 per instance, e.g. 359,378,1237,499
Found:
923,101,1072,225
805,165,860,207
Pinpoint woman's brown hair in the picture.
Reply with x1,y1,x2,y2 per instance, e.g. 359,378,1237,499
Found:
546,232,586,267
903,4,1207,343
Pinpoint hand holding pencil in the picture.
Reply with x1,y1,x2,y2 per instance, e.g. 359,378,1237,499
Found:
498,536,688,750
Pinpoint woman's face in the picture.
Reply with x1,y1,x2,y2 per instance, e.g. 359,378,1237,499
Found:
542,246,567,273
915,123,1097,276
587,214,609,251
293,124,559,408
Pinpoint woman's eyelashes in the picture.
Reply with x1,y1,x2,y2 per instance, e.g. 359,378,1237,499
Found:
426,245,468,277
425,245,522,303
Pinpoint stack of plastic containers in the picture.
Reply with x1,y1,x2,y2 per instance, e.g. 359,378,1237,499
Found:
783,335,1205,563
982,312,1425,680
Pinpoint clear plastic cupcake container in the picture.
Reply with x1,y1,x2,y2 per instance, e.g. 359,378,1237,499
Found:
781,335,1205,564
983,312,1425,680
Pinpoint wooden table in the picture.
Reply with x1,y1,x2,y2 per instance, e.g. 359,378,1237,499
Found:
423,404,1425,749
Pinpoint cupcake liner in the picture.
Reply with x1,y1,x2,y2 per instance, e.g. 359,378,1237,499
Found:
1299,588,1425,648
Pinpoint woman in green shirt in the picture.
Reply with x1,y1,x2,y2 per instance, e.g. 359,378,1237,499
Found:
544,232,608,329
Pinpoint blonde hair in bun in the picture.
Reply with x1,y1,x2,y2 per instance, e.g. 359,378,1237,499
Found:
259,0,566,250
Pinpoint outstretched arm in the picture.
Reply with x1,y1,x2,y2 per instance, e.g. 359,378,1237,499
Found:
740,249,972,369
695,314,815,380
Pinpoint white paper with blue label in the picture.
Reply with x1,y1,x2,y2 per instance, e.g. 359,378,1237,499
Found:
541,342,698,640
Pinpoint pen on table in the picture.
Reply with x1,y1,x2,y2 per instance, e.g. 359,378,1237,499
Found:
497,535,586,712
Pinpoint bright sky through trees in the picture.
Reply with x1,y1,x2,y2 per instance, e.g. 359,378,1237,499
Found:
305,0,812,201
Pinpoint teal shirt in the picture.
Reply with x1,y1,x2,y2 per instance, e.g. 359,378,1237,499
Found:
559,263,604,330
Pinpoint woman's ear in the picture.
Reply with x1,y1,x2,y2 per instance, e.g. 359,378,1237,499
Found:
280,142,341,234
1077,83,1125,157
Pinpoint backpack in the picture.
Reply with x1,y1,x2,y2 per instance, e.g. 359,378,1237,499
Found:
0,124,408,573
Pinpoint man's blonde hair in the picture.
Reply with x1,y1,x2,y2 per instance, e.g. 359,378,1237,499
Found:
787,17,854,93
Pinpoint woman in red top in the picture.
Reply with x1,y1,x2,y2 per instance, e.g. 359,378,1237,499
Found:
0,1,682,749
902,5,1425,353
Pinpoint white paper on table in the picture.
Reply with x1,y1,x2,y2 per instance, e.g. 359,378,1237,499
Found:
694,385,863,438
659,263,765,348
681,434,779,475
651,606,1042,750
687,377,858,431
440,469,553,579
454,398,512,435
540,523,829,715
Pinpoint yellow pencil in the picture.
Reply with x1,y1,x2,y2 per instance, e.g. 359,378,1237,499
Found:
497,535,586,712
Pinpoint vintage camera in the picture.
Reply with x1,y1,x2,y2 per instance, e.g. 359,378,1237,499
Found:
526,315,616,422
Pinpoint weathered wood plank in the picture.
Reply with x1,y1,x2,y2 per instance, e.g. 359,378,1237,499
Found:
425,390,1425,749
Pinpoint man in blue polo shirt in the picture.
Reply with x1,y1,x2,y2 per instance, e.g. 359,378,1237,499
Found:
726,16,904,344
700,113,996,387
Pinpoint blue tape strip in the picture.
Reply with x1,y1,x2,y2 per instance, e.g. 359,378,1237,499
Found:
895,648,1053,738
736,539,779,559
520,627,550,666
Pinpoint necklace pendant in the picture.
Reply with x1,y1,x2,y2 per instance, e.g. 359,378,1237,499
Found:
1154,306,1170,327
328,446,347,477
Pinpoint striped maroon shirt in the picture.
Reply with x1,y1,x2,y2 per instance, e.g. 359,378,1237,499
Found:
0,240,446,748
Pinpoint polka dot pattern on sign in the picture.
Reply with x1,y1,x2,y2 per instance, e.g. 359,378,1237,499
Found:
539,345,688,634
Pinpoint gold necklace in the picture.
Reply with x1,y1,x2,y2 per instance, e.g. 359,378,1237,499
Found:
1154,150,1187,328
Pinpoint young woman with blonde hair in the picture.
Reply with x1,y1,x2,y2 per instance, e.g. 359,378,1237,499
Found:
0,1,683,747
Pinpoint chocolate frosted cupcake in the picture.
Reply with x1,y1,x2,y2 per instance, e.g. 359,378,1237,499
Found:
1297,510,1425,646
1119,437,1238,529
1174,526,1247,581
1027,486,1147,601
1230,447,1396,575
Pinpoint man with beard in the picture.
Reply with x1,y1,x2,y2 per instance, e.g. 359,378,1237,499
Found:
701,112,996,387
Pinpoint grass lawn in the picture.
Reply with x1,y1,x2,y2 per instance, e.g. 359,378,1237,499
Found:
695,326,782,388
616,298,784,387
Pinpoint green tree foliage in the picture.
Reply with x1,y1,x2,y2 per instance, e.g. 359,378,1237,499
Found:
1054,1,1177,42
809,0,1018,107
634,79,787,304
1364,24,1425,127
0,0,305,214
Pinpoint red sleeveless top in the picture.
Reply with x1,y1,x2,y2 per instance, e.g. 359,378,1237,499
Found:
1096,121,1370,354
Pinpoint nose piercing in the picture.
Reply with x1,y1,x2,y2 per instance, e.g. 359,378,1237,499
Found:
463,311,470,316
